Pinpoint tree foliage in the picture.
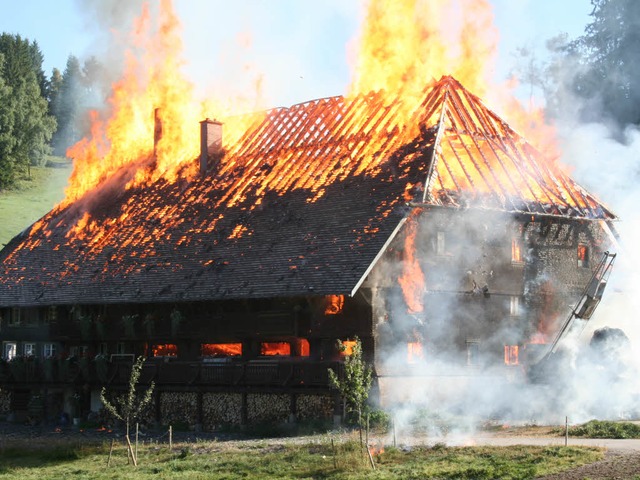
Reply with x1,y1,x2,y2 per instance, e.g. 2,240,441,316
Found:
50,54,105,156
0,33,56,188
328,337,373,427
556,0,640,127
100,356,155,432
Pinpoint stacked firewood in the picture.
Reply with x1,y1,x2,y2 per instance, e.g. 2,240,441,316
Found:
247,393,289,423
202,393,243,428
160,392,197,427
0,389,10,415
295,394,333,420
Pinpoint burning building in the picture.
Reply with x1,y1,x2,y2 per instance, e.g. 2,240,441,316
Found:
0,76,616,425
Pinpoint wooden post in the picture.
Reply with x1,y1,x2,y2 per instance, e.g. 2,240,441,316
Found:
107,438,115,467
169,425,173,450
126,434,138,466
365,413,369,447
135,423,139,460
366,444,376,470
392,416,397,448
331,438,337,469
565,416,569,447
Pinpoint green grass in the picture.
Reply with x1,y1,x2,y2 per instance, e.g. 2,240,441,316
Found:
0,437,604,480
0,158,71,246
567,420,640,439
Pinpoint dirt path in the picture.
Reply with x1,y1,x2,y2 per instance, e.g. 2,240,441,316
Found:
476,434,640,479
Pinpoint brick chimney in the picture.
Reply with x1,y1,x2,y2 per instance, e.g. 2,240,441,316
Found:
200,118,223,174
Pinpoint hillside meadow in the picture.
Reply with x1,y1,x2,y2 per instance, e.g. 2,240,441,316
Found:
0,160,70,247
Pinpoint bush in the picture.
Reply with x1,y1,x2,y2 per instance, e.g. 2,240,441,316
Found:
368,409,391,432
569,420,640,439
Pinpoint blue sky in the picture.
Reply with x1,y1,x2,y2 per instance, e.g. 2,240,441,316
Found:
0,0,593,107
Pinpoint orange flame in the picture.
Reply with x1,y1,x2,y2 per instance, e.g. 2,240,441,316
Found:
350,0,558,161
528,332,547,345
407,341,425,363
62,0,262,207
368,444,385,457
350,0,497,137
260,342,291,356
325,295,345,315
398,219,425,313
504,345,519,365
340,340,357,357
152,343,178,357
201,343,242,357
295,338,310,357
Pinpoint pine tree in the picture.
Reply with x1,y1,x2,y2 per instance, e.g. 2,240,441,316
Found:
51,55,83,156
568,0,640,126
0,33,55,187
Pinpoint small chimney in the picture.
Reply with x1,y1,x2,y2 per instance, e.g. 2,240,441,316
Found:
153,107,163,161
200,118,223,174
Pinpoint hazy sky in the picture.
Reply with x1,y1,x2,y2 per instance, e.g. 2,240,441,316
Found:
0,0,592,107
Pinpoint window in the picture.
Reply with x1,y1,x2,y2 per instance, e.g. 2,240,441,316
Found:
8,308,20,326
201,343,242,357
3,342,17,360
43,343,57,358
511,238,523,263
23,343,36,357
466,341,480,366
151,344,178,357
260,342,291,356
339,340,357,357
510,296,520,316
44,306,57,324
436,231,446,255
577,244,589,268
294,338,310,357
23,308,39,326
70,346,88,357
504,345,519,365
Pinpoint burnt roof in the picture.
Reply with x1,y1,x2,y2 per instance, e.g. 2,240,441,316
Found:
0,76,614,307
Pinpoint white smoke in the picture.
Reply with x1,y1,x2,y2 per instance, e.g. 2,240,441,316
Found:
371,154,639,441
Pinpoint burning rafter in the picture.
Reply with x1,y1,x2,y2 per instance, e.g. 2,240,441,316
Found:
0,77,614,307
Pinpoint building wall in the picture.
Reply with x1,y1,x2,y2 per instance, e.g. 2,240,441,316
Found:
367,208,611,378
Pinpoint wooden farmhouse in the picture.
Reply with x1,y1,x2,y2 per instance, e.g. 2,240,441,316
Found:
0,76,616,426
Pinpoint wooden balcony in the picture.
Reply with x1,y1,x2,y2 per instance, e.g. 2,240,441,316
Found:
0,357,341,390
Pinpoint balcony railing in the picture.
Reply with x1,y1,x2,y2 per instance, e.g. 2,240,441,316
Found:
0,357,341,389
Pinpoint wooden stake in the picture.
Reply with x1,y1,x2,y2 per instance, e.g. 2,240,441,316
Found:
107,438,115,467
169,425,173,450
365,413,369,448
565,416,569,447
392,415,397,448
331,438,337,469
126,436,132,465
135,423,139,460
366,444,376,470
126,434,137,466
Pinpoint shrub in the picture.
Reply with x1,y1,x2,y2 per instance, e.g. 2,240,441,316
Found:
569,420,640,439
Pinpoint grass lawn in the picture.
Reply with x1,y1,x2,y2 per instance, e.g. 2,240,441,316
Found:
0,437,604,480
0,160,71,247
